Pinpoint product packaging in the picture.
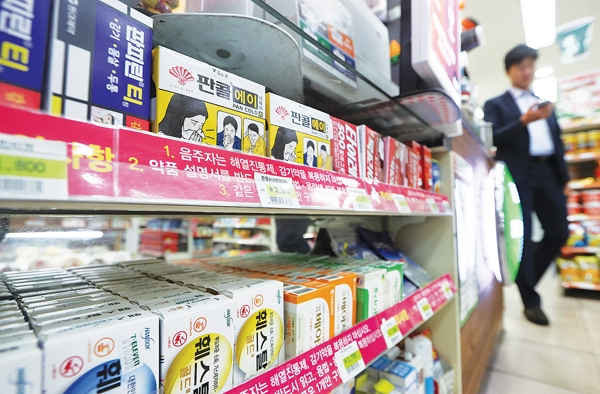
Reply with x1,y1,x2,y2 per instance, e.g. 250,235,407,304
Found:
404,141,422,189
0,0,52,109
358,125,385,181
46,0,153,130
153,46,267,154
0,334,42,394
574,255,600,283
379,361,419,394
431,160,441,194
421,145,432,191
557,258,581,282
383,137,407,186
405,335,434,394
40,310,160,394
266,93,332,169
331,116,361,178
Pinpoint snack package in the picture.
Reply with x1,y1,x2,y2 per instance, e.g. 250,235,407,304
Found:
584,221,600,247
46,0,153,130
574,256,600,283
266,93,332,168
0,0,52,109
557,258,581,282
153,46,266,154
383,137,407,186
331,116,361,178
567,222,587,247
358,125,384,180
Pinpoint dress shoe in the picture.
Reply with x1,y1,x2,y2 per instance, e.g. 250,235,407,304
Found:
524,306,549,326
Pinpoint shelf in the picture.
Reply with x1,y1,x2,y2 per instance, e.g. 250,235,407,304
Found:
212,237,272,247
561,280,600,291
567,214,600,222
226,274,456,394
561,246,600,254
0,105,452,217
212,224,272,230
561,124,600,134
568,180,600,190
564,151,600,163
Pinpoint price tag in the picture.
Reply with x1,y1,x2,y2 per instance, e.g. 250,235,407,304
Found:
0,134,67,200
334,341,365,383
442,200,451,212
393,193,411,213
578,152,595,160
426,198,440,213
416,297,434,320
347,187,374,212
381,318,403,349
254,173,300,209
440,281,454,300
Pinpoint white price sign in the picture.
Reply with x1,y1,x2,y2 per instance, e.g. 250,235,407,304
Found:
0,134,67,200
347,187,374,212
426,198,440,213
393,193,411,213
254,173,300,209
334,341,365,383
442,200,451,212
441,281,454,300
381,318,403,349
416,297,434,320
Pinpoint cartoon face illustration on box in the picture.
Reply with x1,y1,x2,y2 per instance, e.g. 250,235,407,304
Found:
242,120,266,156
158,93,209,143
270,126,299,163
270,127,332,170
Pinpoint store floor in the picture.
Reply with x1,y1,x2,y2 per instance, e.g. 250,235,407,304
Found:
479,266,600,394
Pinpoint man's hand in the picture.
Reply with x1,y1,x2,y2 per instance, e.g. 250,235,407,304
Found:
521,102,554,125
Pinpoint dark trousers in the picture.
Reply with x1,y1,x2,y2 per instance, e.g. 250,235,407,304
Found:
514,161,569,308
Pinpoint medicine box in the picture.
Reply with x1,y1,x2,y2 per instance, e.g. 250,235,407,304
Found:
46,0,153,130
331,116,361,178
266,93,333,169
0,0,52,109
153,46,267,155
358,125,384,181
384,137,408,186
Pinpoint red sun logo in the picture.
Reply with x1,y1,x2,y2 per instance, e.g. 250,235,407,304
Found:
169,66,194,86
275,106,289,121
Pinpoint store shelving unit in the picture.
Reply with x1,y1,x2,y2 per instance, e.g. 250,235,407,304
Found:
562,246,600,254
564,152,600,163
561,124,600,134
212,218,277,253
0,103,462,393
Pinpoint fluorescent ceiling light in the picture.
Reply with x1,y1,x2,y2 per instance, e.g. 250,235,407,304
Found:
521,0,556,49
535,67,554,78
5,231,104,240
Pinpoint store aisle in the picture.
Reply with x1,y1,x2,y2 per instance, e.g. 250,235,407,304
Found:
480,267,600,394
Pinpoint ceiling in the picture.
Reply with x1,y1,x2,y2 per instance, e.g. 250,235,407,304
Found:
464,0,600,104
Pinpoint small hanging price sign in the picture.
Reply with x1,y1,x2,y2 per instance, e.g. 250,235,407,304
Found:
416,297,434,320
255,173,300,209
347,187,375,212
426,198,440,213
381,318,403,349
393,193,412,213
334,341,365,383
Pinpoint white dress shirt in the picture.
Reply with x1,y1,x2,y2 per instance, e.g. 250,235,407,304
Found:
509,87,555,156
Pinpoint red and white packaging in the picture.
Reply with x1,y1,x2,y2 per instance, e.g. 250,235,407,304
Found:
358,125,384,181
383,137,407,186
421,145,432,191
404,141,422,189
331,117,361,178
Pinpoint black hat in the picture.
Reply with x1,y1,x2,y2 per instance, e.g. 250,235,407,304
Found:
504,44,538,71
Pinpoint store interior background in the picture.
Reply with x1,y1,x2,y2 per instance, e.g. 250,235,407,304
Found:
466,0,600,103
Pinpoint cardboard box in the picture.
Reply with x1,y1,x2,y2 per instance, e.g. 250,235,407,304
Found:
331,116,361,178
404,141,422,189
0,0,52,109
421,145,432,191
431,159,441,194
358,125,384,181
384,137,408,186
153,46,266,155
0,334,42,394
266,93,332,169
40,310,160,394
46,0,153,130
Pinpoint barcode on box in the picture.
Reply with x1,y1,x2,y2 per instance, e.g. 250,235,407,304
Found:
290,287,313,295
0,178,43,194
270,196,294,206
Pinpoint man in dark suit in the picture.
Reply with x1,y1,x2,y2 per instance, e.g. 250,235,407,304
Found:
484,44,569,326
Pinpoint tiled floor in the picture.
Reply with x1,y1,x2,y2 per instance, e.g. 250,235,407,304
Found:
479,267,600,394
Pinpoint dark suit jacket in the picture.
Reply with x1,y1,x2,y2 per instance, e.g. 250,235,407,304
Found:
483,91,569,187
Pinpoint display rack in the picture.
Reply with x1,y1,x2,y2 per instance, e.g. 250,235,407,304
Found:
0,103,462,393
560,124,600,134
561,246,600,254
564,151,600,163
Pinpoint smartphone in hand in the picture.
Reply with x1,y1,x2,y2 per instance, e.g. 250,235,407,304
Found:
537,100,552,108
